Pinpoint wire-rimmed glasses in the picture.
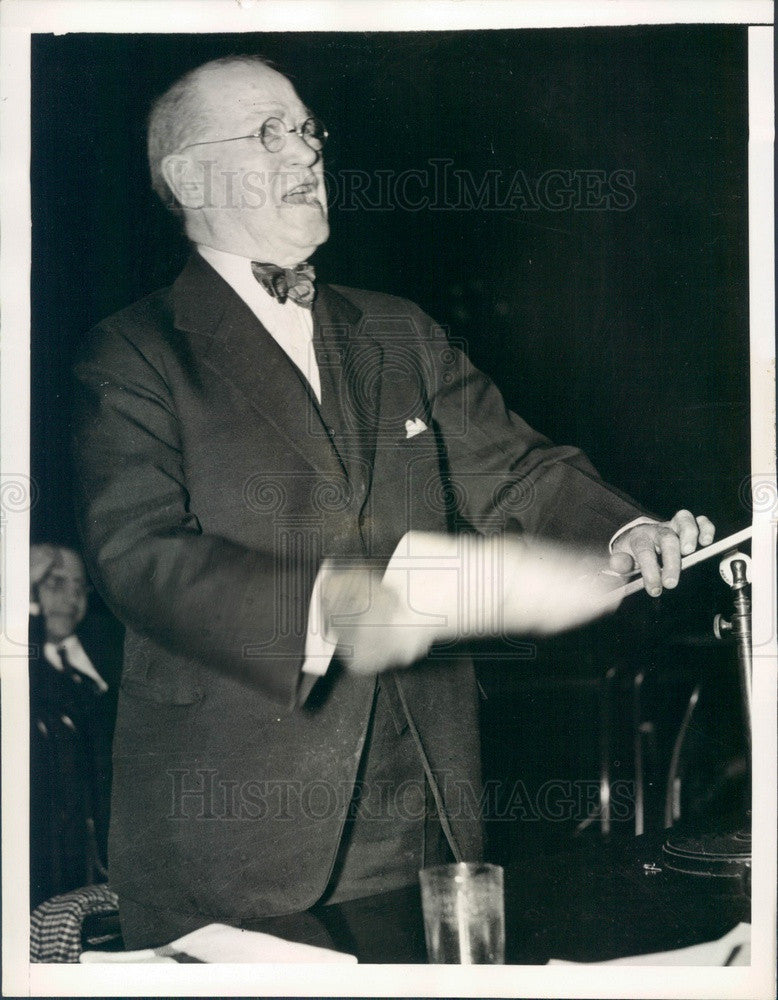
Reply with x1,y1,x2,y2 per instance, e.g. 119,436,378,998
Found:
179,116,328,154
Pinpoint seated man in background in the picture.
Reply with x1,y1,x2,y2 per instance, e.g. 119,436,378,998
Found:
29,544,119,908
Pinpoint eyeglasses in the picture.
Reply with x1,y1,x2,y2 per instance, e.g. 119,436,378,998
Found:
179,116,328,154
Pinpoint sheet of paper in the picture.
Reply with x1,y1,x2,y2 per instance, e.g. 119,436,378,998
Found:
80,922,357,964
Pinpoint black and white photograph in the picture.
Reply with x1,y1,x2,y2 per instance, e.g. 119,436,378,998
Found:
1,1,774,996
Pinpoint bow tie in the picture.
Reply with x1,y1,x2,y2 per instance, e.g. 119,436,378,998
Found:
251,260,316,309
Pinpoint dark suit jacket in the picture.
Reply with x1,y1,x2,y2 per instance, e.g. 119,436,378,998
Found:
72,252,644,935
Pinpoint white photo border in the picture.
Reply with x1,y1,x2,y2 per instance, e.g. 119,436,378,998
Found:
1,2,774,997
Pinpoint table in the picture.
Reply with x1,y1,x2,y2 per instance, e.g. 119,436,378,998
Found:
245,828,750,963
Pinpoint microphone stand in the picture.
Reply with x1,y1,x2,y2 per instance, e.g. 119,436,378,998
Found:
713,557,752,758
660,550,751,887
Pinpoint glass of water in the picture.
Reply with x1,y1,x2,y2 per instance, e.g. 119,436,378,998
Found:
419,862,505,964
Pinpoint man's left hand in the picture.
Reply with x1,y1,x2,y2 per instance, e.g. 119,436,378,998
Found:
610,510,716,597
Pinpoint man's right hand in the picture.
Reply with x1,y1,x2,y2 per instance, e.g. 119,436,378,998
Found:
29,543,60,601
320,565,438,675
320,534,625,675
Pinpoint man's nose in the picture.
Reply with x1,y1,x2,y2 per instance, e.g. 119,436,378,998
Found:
64,582,86,604
282,131,321,168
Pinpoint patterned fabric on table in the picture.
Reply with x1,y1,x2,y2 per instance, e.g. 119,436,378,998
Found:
30,883,119,962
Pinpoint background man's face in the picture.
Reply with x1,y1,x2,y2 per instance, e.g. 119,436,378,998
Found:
183,62,330,264
37,548,88,643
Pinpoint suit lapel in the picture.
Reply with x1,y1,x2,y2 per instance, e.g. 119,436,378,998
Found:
172,254,345,480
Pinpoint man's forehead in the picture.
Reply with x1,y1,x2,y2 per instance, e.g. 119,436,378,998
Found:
196,63,305,117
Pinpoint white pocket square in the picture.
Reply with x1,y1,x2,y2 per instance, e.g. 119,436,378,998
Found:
405,417,428,439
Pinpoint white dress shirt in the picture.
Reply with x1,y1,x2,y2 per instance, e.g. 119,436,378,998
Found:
197,244,321,403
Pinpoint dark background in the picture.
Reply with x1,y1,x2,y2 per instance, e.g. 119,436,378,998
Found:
30,27,751,852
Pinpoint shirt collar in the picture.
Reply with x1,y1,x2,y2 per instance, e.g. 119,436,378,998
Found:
197,244,257,282
42,634,108,693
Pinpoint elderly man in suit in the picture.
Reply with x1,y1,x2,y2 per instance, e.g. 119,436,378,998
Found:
72,55,714,948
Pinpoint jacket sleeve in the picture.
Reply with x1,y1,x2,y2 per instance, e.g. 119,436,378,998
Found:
72,322,314,709
415,310,653,547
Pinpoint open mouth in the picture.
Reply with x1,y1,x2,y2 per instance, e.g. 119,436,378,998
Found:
282,179,320,206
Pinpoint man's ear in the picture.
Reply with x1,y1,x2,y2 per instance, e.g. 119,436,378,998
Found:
161,153,209,210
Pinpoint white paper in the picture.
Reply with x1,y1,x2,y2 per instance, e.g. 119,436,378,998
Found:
80,922,357,964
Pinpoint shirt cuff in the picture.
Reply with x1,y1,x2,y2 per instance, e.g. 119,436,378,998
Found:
609,516,658,553
301,563,338,676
